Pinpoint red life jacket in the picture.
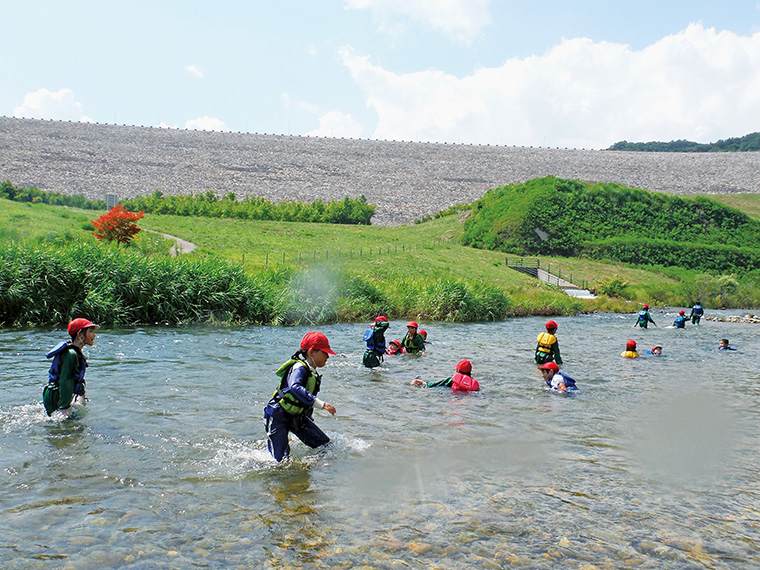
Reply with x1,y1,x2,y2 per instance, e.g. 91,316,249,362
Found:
451,372,479,391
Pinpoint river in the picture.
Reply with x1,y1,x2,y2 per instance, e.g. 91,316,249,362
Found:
1,311,759,569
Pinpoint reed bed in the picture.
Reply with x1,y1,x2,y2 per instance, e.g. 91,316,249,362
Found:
1,243,532,327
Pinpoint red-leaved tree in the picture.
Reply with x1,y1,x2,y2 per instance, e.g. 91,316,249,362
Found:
91,206,145,245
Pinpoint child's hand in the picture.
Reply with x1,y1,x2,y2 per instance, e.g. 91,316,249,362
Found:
410,377,425,387
323,403,336,415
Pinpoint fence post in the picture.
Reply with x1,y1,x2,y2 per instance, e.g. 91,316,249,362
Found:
299,252,302,262
242,253,245,264
282,252,285,264
266,253,268,267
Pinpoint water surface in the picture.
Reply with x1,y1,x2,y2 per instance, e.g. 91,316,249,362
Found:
2,311,759,568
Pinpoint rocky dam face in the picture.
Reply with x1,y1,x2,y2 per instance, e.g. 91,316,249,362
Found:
1,116,758,225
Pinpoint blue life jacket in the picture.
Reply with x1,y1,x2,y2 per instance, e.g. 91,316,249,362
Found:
546,372,578,391
47,342,87,395
692,304,704,316
674,316,687,328
364,328,386,353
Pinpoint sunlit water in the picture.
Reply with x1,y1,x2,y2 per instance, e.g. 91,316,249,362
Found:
2,311,760,569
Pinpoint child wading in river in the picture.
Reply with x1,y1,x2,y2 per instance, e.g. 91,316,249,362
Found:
264,332,337,462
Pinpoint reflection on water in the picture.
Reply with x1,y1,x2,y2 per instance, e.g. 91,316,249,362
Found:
1,312,760,568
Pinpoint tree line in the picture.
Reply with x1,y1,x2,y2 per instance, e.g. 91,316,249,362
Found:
0,181,376,225
608,132,760,152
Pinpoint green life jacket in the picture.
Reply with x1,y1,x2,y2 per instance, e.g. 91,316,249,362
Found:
273,358,321,416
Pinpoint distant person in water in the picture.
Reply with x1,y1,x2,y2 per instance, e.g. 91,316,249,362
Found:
634,304,656,328
673,310,687,329
43,318,100,418
718,338,737,351
535,320,563,365
264,332,337,462
386,340,404,355
410,360,480,391
689,302,704,325
362,315,389,369
538,361,577,392
621,339,640,358
646,345,664,356
402,321,426,355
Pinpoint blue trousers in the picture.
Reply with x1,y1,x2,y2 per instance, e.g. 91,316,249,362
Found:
264,403,330,462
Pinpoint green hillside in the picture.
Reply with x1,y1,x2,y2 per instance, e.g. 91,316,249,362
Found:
462,176,760,275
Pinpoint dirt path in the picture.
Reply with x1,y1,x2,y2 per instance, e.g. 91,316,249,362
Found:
144,230,197,256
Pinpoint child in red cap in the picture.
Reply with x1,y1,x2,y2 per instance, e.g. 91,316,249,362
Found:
621,339,640,358
386,340,405,355
362,315,390,368
264,331,337,462
43,318,100,417
410,360,480,391
535,320,562,365
538,361,577,392
402,321,426,355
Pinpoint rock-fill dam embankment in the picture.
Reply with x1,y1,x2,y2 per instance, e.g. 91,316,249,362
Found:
1,116,758,226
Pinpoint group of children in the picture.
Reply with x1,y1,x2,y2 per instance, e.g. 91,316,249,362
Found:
43,306,738,463
362,316,426,368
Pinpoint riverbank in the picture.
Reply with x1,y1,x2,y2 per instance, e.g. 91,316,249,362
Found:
4,197,760,327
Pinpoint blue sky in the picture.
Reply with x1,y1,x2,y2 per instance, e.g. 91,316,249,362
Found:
3,0,760,148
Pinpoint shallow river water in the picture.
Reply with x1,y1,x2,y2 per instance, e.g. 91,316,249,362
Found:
2,311,760,569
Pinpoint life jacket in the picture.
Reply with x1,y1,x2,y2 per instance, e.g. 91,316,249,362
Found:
536,332,556,354
363,327,387,353
273,358,321,416
692,305,704,316
674,316,686,328
46,341,86,395
546,372,577,390
451,372,479,391
637,310,649,323
621,350,639,358
402,333,424,353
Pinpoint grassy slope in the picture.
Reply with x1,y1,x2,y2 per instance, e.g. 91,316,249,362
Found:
696,194,760,220
4,198,691,314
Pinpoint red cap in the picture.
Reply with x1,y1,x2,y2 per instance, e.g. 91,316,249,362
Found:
456,359,472,374
679,310,685,315
545,320,558,330
652,345,662,351
643,304,649,309
67,318,100,337
626,339,637,350
300,331,336,355
418,329,427,338
406,321,418,328
538,362,559,373
375,315,388,322
389,340,401,347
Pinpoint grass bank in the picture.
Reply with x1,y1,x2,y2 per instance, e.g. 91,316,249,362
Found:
3,196,756,327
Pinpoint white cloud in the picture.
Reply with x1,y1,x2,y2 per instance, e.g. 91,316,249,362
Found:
185,116,229,131
186,65,204,79
340,24,760,148
306,111,364,138
281,93,319,114
345,0,490,44
13,88,93,122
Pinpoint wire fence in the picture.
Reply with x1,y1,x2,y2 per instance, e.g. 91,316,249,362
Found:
243,238,454,267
